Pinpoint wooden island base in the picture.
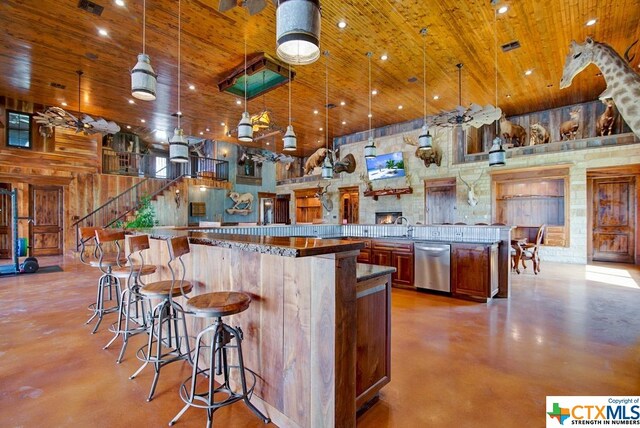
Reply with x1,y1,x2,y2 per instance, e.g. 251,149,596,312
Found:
143,234,392,428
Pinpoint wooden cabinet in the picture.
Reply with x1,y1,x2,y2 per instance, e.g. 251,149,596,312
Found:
451,243,499,301
371,240,414,288
356,269,392,409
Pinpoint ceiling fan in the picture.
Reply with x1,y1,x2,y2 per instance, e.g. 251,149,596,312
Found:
218,0,276,16
431,63,502,129
34,70,120,135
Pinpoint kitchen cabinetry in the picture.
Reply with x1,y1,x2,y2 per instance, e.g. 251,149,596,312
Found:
347,238,414,288
451,243,499,301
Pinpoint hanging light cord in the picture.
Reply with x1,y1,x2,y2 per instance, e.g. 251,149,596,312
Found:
142,0,146,54
244,36,248,112
288,64,292,126
177,0,181,129
458,65,462,107
422,29,427,125
494,7,499,135
77,71,82,114
325,51,329,151
368,52,372,138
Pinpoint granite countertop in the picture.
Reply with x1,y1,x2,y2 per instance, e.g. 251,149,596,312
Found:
137,228,364,258
356,263,396,282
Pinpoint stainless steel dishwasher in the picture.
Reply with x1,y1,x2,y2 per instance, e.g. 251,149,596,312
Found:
414,242,451,292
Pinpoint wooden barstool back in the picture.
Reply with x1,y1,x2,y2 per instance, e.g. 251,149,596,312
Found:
95,229,126,275
167,236,192,305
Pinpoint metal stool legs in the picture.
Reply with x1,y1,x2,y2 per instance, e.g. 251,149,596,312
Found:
103,277,148,363
130,297,192,401
85,271,121,334
169,317,270,427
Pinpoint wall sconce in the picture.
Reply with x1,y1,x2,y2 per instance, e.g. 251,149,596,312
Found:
200,185,207,192
174,189,181,208
221,149,228,158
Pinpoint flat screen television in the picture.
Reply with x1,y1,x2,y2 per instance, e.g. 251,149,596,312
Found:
366,151,406,181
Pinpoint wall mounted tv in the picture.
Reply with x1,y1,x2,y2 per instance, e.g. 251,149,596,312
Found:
366,152,406,181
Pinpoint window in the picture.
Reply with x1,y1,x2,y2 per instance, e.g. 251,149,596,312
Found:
6,111,32,148
155,157,167,178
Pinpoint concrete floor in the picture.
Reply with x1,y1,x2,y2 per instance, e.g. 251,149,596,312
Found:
1,257,639,427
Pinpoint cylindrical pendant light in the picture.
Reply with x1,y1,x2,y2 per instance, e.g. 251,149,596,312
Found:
364,51,376,159
418,28,432,152
489,2,506,167
238,36,253,142
283,64,297,151
276,0,321,65
322,50,333,179
131,0,157,100
170,0,187,163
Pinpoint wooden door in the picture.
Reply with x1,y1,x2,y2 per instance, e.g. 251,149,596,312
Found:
30,185,64,256
274,195,290,224
0,183,11,259
339,186,359,224
425,182,456,224
592,177,635,263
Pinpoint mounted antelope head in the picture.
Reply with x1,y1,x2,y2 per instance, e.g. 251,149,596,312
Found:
315,183,333,212
458,170,484,207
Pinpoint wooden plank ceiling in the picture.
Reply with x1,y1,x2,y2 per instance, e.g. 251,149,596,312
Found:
0,0,639,156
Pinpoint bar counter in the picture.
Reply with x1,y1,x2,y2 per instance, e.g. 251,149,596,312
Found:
138,228,366,428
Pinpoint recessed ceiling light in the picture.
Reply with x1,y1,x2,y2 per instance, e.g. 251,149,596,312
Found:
498,6,508,14
199,131,204,135
337,20,347,29
140,119,145,123
126,125,131,129
371,89,378,95
524,69,533,76
319,127,323,131
266,142,270,146
586,18,597,26
188,84,195,91
368,113,372,118
98,28,108,37
115,0,125,6
381,54,388,61
128,99,135,104
205,128,210,132
398,105,403,109
176,111,182,116
342,121,346,125
340,101,346,106
506,94,512,98
220,122,225,126
313,109,319,114
433,95,440,100
236,99,242,105
61,102,67,106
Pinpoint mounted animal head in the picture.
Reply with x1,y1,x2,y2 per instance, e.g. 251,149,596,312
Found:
315,183,333,212
560,38,597,89
458,170,484,207
333,153,356,174
569,108,581,120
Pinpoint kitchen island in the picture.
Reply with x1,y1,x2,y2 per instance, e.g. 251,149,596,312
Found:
139,229,377,428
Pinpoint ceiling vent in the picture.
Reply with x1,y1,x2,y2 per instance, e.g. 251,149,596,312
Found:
325,103,336,109
501,40,521,52
85,52,99,61
77,0,104,16
407,76,418,83
50,82,66,89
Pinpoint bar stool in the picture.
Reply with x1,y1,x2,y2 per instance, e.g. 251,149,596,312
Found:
130,235,193,402
166,239,269,427
102,233,157,363
80,227,125,334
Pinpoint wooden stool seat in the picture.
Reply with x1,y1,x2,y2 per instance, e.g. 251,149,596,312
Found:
90,257,127,268
140,281,192,298
186,291,251,318
111,264,157,279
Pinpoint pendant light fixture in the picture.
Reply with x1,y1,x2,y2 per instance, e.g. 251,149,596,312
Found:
363,52,376,159
321,50,333,179
276,0,321,65
283,64,297,151
238,36,253,142
169,0,188,163
418,28,433,151
131,0,157,101
489,1,506,167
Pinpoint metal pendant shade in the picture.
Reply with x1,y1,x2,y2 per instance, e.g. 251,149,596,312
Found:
131,0,156,100
169,127,189,163
276,0,321,65
238,111,254,142
418,124,433,151
488,137,506,166
131,54,157,100
283,125,297,151
321,155,333,179
364,136,376,159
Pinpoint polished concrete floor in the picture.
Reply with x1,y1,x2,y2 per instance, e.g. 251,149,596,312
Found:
1,257,639,427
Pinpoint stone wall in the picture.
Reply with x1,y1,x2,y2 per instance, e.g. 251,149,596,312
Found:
276,125,640,264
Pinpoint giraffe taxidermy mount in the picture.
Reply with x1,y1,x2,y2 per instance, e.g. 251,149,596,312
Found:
560,37,640,139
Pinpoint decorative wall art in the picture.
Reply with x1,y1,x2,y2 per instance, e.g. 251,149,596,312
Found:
226,191,254,215
560,37,640,139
